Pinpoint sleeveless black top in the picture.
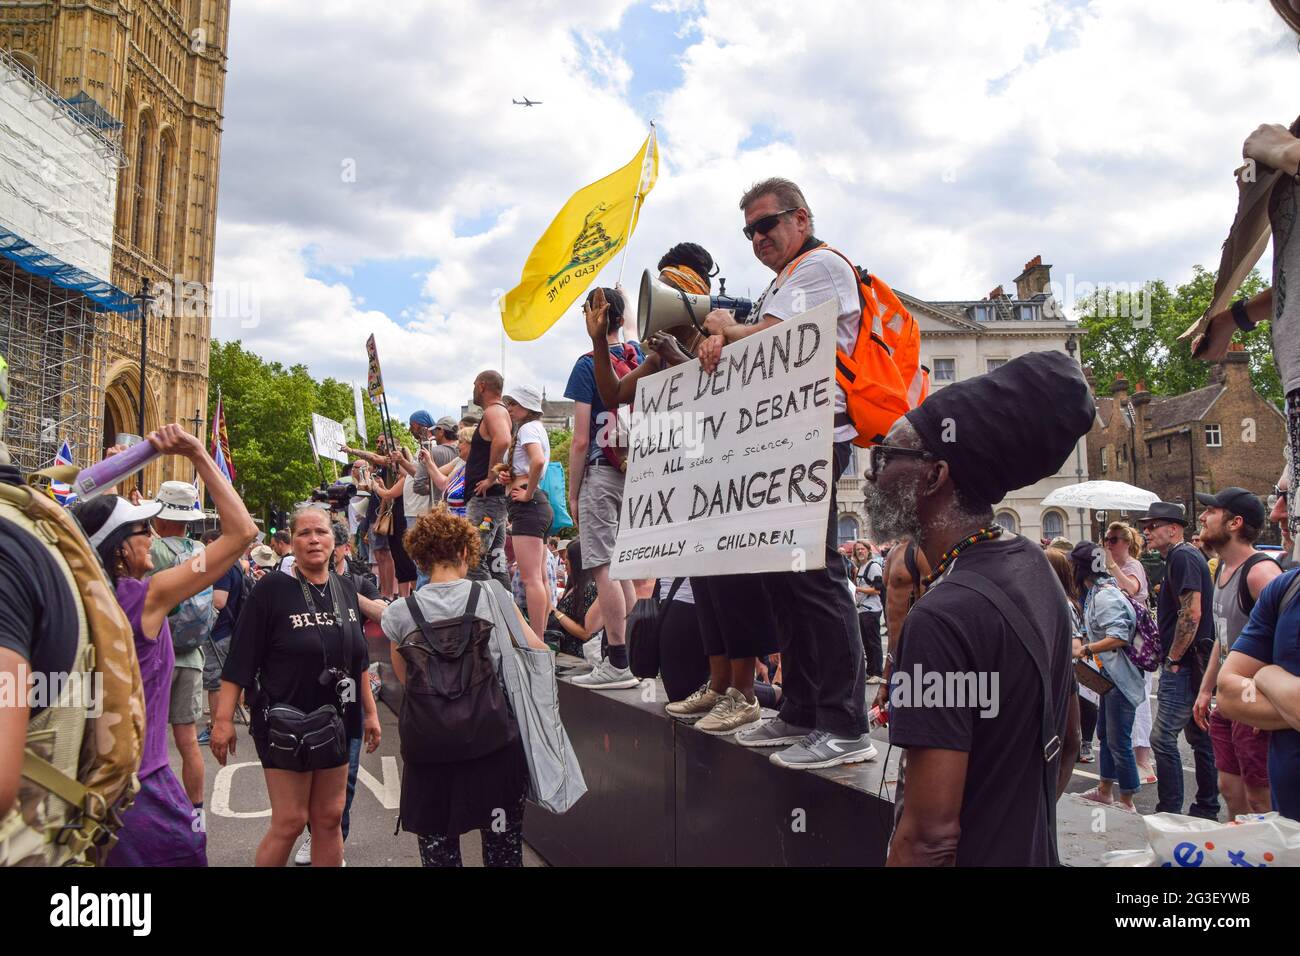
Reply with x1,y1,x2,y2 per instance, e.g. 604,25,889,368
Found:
464,403,505,497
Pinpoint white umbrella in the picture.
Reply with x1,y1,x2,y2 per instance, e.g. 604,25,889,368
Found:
1041,481,1160,512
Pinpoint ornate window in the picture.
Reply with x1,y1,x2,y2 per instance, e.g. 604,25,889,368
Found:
132,114,152,250
154,134,171,262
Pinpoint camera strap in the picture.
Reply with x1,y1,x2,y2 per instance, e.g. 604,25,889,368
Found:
296,571,351,702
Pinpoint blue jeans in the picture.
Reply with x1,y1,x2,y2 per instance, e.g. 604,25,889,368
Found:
1097,690,1139,795
1151,663,1220,817
341,736,362,842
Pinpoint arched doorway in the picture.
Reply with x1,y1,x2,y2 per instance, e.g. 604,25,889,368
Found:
101,362,162,491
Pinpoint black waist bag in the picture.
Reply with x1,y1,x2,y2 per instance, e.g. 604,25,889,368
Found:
397,582,517,764
265,703,348,771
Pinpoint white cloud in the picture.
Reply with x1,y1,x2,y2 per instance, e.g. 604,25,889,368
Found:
212,0,1300,424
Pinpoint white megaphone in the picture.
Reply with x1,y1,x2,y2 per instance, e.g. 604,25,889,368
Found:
636,269,753,341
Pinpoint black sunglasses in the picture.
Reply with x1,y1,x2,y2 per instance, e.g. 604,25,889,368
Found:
1104,536,1123,544
1268,487,1288,509
743,208,798,241
865,443,934,480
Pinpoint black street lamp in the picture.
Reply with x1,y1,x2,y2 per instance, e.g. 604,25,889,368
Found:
130,279,157,491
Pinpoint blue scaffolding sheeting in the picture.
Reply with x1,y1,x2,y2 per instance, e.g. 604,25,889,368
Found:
0,224,134,312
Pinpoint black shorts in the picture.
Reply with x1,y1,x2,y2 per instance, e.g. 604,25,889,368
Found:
692,573,778,659
507,490,553,539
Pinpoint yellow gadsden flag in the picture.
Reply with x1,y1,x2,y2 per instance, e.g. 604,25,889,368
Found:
500,130,658,341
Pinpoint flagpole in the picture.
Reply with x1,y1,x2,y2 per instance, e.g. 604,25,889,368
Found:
615,122,656,291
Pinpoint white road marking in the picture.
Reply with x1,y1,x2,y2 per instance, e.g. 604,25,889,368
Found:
211,761,272,818
356,756,401,809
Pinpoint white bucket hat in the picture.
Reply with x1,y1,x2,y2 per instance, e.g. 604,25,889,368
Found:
152,480,203,522
503,384,544,414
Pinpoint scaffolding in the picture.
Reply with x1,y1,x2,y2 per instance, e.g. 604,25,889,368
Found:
0,43,128,473
0,255,98,472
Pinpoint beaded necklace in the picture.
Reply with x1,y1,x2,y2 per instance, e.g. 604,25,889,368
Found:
921,526,1003,588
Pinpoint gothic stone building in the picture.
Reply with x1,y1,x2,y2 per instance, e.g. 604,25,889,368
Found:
1,0,230,489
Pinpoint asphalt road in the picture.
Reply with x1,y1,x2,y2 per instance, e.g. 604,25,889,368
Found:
173,701,546,867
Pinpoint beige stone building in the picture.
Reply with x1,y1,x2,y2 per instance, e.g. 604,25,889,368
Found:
0,0,229,489
837,256,1091,545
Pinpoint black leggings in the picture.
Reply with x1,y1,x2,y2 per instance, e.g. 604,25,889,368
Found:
1079,694,1098,746
658,598,709,702
416,792,525,868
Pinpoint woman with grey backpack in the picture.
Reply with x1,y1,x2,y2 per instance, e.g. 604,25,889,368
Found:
382,510,552,867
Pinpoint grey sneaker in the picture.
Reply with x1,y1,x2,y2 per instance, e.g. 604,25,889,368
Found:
769,729,878,770
294,833,311,866
570,659,639,690
735,716,814,748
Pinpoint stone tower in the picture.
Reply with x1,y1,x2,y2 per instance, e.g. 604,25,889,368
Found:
0,0,230,487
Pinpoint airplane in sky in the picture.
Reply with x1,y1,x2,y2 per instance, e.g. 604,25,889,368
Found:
512,96,542,107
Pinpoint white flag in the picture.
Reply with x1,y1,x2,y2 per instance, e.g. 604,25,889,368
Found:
353,382,368,446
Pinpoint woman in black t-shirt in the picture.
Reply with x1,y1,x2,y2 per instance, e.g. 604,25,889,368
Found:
212,505,381,867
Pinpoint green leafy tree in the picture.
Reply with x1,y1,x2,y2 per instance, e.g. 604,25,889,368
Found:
548,427,572,465
208,340,415,520
1076,267,1278,406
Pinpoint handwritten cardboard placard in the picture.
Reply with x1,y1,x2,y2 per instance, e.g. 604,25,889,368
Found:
311,413,349,465
610,300,837,579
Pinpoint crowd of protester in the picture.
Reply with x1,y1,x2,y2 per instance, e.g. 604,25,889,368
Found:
3,133,1300,871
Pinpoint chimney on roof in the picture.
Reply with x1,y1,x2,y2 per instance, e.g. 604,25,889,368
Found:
1111,372,1129,402
986,285,1006,301
1014,255,1052,299
1218,342,1251,391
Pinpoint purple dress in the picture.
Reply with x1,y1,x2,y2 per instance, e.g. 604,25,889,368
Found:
106,576,207,867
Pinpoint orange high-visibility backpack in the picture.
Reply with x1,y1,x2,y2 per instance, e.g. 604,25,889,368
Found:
780,244,929,447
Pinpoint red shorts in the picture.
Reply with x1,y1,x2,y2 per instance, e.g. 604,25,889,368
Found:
1209,709,1270,788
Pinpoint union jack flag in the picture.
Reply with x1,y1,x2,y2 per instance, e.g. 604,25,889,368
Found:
50,440,76,506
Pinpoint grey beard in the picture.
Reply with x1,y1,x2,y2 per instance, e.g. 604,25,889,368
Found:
864,476,922,543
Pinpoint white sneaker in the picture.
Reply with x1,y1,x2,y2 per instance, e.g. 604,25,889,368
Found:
582,635,603,668
294,833,311,866
570,659,639,690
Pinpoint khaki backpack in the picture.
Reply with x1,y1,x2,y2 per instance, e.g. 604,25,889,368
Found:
0,474,145,866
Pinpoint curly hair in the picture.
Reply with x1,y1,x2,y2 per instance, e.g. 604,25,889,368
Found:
403,509,481,574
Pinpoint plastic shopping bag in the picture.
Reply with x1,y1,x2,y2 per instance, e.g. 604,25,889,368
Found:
1104,811,1300,867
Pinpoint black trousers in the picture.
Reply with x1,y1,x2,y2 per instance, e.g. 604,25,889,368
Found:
693,574,779,660
767,441,867,737
857,610,882,678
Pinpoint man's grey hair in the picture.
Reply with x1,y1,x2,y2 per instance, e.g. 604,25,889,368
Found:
739,177,814,231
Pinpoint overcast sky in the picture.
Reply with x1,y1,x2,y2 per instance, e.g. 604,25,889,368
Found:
210,0,1300,424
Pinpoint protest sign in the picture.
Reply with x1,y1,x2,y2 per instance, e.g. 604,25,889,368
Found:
610,300,837,579
311,413,349,464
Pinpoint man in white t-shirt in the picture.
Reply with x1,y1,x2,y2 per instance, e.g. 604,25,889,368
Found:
698,178,874,770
